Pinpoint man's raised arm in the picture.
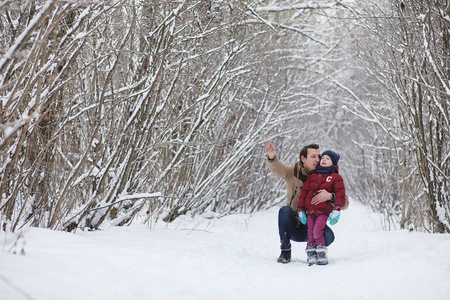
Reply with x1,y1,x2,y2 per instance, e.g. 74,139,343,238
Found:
265,141,276,160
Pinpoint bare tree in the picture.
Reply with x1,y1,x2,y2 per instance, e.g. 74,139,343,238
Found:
335,0,449,232
0,0,366,232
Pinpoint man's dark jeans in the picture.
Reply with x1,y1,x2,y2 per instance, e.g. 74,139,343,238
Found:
278,206,335,251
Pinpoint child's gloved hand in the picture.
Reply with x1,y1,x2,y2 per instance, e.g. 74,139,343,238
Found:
328,210,341,225
298,211,307,225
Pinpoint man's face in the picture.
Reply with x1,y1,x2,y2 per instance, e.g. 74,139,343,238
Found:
301,148,320,172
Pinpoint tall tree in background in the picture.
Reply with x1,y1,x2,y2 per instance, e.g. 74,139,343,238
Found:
0,0,347,232
347,0,450,232
3,1,446,234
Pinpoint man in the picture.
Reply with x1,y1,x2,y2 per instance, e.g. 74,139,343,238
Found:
265,141,339,263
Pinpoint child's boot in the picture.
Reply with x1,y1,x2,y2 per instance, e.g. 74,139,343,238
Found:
305,246,317,266
316,246,328,265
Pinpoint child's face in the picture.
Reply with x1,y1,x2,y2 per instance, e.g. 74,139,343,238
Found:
320,155,333,167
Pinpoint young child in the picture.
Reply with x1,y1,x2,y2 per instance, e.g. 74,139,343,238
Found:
297,150,346,265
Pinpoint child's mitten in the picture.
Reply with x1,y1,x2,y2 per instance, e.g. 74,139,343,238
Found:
298,211,307,225
328,210,341,225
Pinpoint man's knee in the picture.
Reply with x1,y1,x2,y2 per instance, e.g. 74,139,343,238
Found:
279,206,298,235
279,206,293,221
324,226,335,246
279,205,292,214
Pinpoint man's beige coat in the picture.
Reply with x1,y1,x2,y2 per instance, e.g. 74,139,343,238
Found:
266,154,311,212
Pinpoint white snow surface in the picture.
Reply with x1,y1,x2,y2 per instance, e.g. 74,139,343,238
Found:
1,200,450,300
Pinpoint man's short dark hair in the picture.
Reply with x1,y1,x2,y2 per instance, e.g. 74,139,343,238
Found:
299,144,320,160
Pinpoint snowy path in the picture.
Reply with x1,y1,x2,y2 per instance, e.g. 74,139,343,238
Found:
1,200,450,300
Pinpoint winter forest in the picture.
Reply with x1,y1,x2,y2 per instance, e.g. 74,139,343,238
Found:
0,0,449,234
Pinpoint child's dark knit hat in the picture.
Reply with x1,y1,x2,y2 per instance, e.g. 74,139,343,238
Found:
321,150,340,166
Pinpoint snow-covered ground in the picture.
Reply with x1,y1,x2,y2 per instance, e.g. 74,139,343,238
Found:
1,199,450,300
